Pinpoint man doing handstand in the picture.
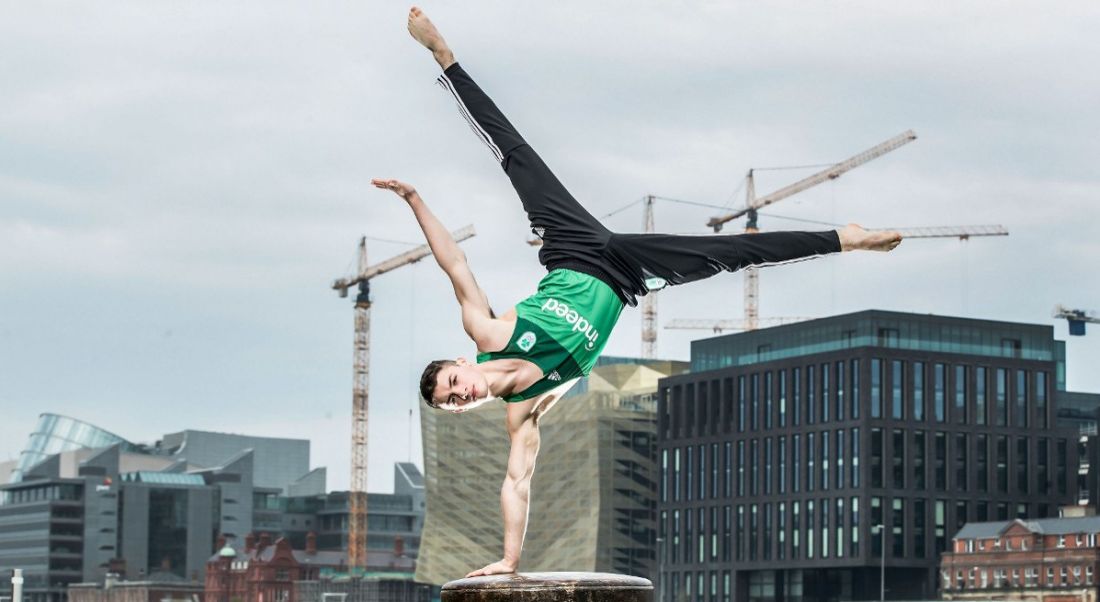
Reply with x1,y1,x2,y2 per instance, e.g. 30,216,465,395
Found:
371,6,902,578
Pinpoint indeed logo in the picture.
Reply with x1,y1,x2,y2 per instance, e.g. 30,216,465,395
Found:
541,298,599,350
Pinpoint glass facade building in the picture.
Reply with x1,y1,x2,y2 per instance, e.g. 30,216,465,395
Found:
658,310,1090,602
10,414,137,483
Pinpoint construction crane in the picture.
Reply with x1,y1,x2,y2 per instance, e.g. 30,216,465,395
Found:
707,130,918,331
1054,305,1100,336
640,195,658,358
331,225,476,571
667,224,1008,334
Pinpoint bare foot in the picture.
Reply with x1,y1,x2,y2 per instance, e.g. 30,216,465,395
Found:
407,6,455,69
837,223,902,252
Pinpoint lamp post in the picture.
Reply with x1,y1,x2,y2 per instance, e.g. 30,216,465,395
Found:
11,569,23,602
872,525,885,602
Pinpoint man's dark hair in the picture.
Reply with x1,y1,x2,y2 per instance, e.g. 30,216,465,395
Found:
419,359,456,408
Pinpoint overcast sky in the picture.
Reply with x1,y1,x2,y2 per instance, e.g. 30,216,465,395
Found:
2,2,1098,493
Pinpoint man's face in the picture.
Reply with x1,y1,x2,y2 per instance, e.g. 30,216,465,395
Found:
431,358,492,413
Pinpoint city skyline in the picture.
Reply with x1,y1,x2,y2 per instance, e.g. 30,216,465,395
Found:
2,2,1099,493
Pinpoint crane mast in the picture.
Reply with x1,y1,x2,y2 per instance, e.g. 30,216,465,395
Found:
331,225,476,571
641,196,658,358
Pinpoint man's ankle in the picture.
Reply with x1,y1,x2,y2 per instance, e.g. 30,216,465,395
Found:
434,49,456,70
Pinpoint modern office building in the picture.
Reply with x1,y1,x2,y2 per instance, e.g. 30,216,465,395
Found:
415,357,689,585
942,509,1100,602
8,414,140,483
657,310,1092,602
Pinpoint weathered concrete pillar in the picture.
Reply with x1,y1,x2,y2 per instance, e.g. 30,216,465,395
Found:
443,572,652,602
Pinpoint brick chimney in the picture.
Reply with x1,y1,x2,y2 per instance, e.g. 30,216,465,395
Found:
394,535,404,558
258,532,272,554
306,531,317,556
245,533,256,554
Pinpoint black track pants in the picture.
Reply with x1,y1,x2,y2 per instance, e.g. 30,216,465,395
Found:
436,63,842,307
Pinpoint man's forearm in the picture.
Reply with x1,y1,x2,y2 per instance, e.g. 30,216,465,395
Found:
500,476,531,567
406,193,464,269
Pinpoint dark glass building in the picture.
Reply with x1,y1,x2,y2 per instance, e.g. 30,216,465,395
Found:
656,310,1091,602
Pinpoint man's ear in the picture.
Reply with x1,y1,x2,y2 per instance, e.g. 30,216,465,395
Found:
455,357,469,366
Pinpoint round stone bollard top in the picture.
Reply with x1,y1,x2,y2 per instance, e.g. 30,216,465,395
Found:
442,572,652,602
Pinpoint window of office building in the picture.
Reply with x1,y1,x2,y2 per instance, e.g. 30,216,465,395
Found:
808,432,816,491
737,440,745,496
699,508,706,563
662,449,669,503
807,365,817,424
871,359,883,418
1016,503,1028,520
976,434,989,492
733,376,746,435
687,446,694,501
934,364,946,422
935,432,947,490
893,429,905,489
821,497,830,559
822,431,830,492
955,365,968,424
723,505,731,562
822,363,831,423
913,430,926,489
996,368,1008,426
1037,371,1049,429
955,500,968,532
779,369,788,428
913,361,925,421
793,367,802,426
997,502,1009,520
1038,438,1049,495
892,498,905,558
807,499,815,559
724,442,732,498
792,501,801,560
723,572,731,602
675,448,682,501
914,499,926,558
1015,370,1028,428
673,509,681,563
736,505,745,561
1016,438,1029,494
871,496,883,556
851,428,860,488
779,436,787,494
764,503,773,560
793,434,801,493
660,510,668,565
723,378,734,433
996,436,1009,493
976,366,988,425
684,573,692,602
955,433,968,490
851,359,861,419
836,498,845,558
836,430,845,490
751,439,760,496
778,502,787,560
698,573,705,602
750,504,759,561
686,508,693,564
687,384,695,435
836,361,846,422
751,373,760,431
871,428,883,488
891,360,905,420
935,500,947,554
712,443,720,499
851,497,860,557
765,372,773,430
1057,439,1067,495
698,444,706,501
765,438,774,495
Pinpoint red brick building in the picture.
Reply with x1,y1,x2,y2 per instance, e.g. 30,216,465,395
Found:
941,513,1100,602
204,532,415,602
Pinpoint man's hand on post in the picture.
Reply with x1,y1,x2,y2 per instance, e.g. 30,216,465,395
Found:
465,559,517,578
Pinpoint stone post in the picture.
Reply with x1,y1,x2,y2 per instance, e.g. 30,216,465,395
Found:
442,572,652,602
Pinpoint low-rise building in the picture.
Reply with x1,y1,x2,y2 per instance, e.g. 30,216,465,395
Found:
942,510,1100,602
